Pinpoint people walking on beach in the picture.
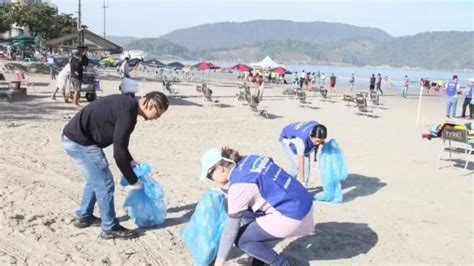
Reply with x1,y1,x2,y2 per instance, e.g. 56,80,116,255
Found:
316,71,321,85
279,121,327,187
349,73,355,91
369,74,376,91
119,57,131,79
293,72,298,88
402,75,409,98
70,51,84,107
199,147,314,266
376,73,383,95
51,63,70,102
321,73,326,87
62,92,169,240
461,79,473,119
446,75,460,118
329,73,336,93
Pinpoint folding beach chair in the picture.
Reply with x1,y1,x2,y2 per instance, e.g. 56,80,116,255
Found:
236,82,251,104
320,87,329,99
247,95,268,118
295,88,312,107
437,126,474,174
162,80,179,95
354,96,376,117
369,90,381,105
341,94,355,107
196,83,219,106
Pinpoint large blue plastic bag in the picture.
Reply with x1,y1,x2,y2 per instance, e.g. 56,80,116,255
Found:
120,163,167,228
315,139,348,203
180,189,227,266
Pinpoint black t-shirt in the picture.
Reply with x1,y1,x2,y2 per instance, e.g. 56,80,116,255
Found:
63,95,139,184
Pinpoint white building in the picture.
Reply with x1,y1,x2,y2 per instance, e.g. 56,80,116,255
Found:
0,0,43,39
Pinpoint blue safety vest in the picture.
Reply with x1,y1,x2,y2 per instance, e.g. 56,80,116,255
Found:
279,121,318,155
446,82,458,97
230,155,313,220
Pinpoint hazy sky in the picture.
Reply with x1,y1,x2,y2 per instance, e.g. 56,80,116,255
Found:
48,0,473,38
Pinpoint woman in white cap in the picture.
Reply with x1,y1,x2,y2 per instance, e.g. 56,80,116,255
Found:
199,147,314,266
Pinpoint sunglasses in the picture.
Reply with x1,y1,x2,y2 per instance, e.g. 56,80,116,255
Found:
206,166,216,180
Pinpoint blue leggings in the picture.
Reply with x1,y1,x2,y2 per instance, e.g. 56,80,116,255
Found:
236,213,290,266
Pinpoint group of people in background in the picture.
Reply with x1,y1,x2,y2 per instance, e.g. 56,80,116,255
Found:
50,49,89,106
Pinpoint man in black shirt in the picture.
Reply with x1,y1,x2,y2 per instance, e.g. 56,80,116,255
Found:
62,91,169,240
70,51,83,106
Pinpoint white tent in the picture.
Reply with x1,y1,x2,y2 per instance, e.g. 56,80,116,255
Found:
249,56,282,69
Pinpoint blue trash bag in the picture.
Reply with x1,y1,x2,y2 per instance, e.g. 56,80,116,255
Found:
120,163,167,228
315,139,348,203
180,189,227,266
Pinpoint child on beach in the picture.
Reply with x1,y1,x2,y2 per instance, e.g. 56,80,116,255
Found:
279,121,327,187
199,147,314,266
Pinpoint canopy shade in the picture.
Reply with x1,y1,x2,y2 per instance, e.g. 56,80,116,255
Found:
249,56,282,69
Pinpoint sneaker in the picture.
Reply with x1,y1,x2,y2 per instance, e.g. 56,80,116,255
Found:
100,225,138,240
73,215,101,229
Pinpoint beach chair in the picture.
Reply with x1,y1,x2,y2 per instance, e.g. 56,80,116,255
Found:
162,80,179,95
354,96,376,117
236,82,251,104
196,83,219,106
319,86,330,101
247,95,268,118
295,88,312,107
341,94,355,107
369,90,381,105
437,126,474,174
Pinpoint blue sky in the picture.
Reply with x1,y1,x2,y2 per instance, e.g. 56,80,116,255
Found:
48,0,473,38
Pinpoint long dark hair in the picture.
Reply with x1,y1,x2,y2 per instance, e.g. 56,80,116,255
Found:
310,124,327,162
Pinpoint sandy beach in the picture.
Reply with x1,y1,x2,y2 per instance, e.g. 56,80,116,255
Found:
0,70,472,265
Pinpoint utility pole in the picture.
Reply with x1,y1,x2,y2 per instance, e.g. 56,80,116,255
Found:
102,0,108,38
77,0,81,31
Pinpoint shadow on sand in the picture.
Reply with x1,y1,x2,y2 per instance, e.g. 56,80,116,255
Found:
340,173,387,202
283,222,378,265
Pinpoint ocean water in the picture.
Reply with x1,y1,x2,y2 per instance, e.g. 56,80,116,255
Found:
172,60,474,88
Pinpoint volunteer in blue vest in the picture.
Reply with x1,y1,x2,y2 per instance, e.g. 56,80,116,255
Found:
200,147,314,266
461,79,473,119
279,121,327,187
446,75,460,118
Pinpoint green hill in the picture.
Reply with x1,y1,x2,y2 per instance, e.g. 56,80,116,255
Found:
123,20,474,70
161,20,392,50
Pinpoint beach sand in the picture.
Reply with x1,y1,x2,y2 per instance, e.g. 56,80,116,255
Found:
0,71,472,265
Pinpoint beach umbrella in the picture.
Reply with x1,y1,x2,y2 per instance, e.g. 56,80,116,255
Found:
193,61,220,70
231,63,252,72
166,61,185,69
270,66,292,75
193,61,220,81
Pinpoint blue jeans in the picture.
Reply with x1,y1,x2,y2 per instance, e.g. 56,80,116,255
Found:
446,96,458,118
61,134,119,231
236,217,290,266
281,142,311,186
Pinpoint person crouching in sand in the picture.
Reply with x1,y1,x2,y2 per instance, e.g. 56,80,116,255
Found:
62,92,168,240
279,121,327,187
200,147,314,266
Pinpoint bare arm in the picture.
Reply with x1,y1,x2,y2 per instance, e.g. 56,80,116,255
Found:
297,154,305,184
